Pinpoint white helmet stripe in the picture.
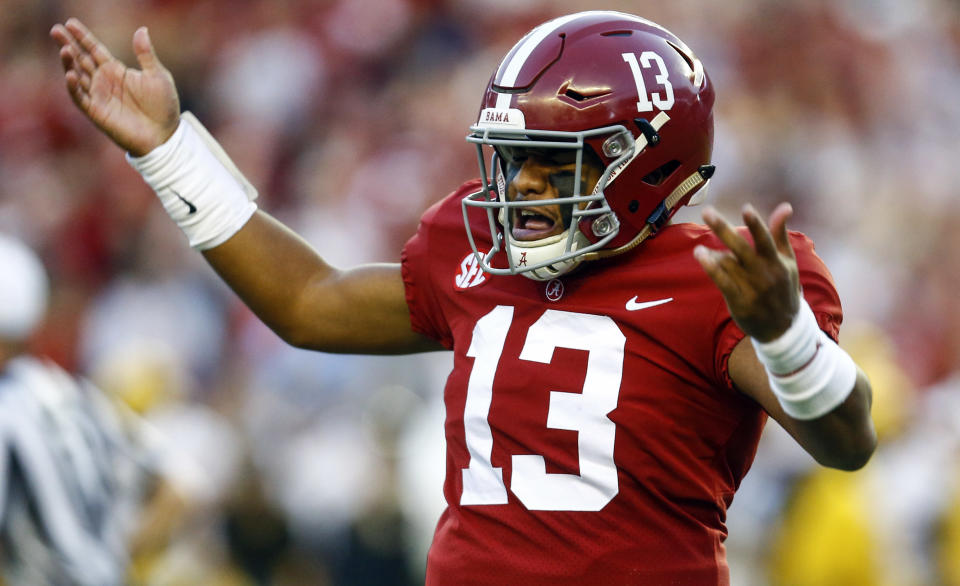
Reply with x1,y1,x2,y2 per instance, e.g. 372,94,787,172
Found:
494,13,581,109
494,11,653,110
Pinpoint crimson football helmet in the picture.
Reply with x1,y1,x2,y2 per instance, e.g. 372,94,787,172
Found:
463,11,715,280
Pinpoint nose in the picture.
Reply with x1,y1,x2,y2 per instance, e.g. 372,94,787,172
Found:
509,159,550,200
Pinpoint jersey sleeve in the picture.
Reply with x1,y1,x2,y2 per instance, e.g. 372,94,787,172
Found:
400,198,455,349
712,230,844,389
712,296,745,390
792,232,844,342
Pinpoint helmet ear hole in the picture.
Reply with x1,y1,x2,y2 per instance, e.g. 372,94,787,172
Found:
641,160,681,186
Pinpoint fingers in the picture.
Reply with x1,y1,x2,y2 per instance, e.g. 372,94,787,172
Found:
54,30,94,102
51,18,116,114
741,203,778,259
53,19,160,76
767,202,796,259
694,245,742,295
57,42,75,73
59,44,95,85
51,20,108,80
701,205,755,262
57,46,90,110
64,18,114,66
705,202,798,263
63,70,92,111
133,27,162,72
49,23,71,49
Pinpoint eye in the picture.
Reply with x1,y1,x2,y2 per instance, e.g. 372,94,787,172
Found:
508,155,528,168
548,171,580,196
497,147,527,167
545,152,578,166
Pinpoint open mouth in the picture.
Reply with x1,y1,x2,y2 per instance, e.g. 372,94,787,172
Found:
512,208,562,241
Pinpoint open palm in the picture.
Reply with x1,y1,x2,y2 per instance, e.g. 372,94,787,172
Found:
51,18,180,156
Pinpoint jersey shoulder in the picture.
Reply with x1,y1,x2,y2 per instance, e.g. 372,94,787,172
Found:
418,179,484,232
401,179,486,348
403,178,490,273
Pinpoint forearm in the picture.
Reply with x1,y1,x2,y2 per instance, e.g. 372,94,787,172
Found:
780,368,876,470
201,210,336,344
730,337,877,471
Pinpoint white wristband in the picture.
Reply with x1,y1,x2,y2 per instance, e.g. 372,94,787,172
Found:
126,112,258,250
751,299,858,420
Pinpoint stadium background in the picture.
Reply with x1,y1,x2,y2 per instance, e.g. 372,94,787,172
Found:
3,0,960,583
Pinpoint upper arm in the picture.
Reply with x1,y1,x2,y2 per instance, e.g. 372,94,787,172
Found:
729,337,876,470
202,210,444,355
295,262,445,354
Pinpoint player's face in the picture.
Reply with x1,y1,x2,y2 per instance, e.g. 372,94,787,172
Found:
502,148,602,241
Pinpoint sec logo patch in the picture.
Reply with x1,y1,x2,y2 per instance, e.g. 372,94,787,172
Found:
455,252,488,289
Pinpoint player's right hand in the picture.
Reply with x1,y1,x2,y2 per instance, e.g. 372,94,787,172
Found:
50,18,180,157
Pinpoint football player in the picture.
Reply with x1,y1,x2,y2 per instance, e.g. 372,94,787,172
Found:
52,11,876,585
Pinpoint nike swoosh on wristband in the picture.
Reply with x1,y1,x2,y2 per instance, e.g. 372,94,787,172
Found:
172,190,197,215
625,296,674,311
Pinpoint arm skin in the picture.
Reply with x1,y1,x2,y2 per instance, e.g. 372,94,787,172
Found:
696,203,877,471
202,211,443,354
729,340,876,471
50,18,443,355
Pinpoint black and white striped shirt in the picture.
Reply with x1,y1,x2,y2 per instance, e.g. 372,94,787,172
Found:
0,355,155,586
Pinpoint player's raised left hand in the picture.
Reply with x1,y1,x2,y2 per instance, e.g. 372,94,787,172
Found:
50,18,180,156
694,202,800,343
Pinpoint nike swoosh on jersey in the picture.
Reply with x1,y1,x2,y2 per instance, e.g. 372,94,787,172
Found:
625,296,674,311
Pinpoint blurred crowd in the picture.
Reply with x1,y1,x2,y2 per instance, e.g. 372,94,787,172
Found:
2,0,960,584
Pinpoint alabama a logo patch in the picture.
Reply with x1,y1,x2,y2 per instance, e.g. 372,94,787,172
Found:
544,278,564,302
455,252,488,289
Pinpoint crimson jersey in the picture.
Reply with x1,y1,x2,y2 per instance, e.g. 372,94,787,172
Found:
401,180,843,586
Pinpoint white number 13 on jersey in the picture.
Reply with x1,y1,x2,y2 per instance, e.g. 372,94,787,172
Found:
460,306,625,511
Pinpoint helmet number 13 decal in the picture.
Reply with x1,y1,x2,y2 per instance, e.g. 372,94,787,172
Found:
622,51,675,113
460,305,624,511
